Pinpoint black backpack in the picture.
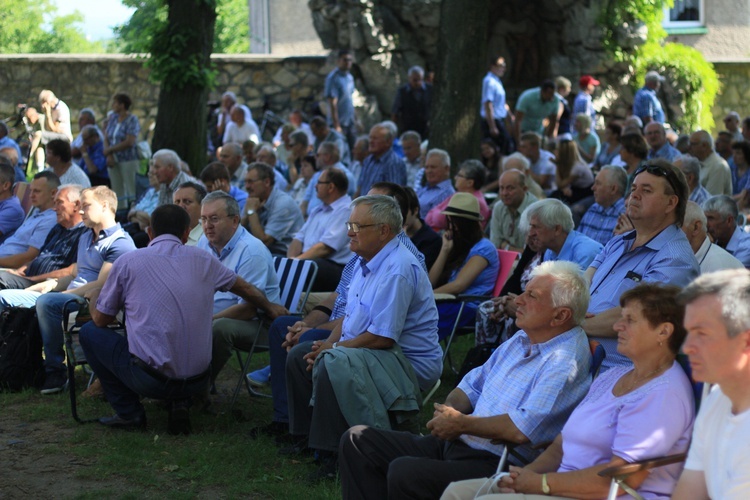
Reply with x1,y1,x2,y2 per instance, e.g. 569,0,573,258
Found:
0,307,44,391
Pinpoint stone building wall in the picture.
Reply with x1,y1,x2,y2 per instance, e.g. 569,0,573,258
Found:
0,54,329,139
711,61,750,127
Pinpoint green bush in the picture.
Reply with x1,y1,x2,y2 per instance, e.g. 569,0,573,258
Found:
634,42,720,132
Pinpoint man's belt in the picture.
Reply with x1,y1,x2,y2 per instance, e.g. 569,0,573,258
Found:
131,356,210,385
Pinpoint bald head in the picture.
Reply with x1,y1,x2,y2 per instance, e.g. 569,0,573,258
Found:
499,169,527,209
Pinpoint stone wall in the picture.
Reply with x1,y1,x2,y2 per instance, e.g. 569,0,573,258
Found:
711,61,750,128
0,54,329,139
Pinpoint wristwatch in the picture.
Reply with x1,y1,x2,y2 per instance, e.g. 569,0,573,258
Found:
541,473,551,495
246,209,255,216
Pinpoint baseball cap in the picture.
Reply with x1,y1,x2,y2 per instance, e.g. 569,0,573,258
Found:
645,70,665,82
579,75,600,87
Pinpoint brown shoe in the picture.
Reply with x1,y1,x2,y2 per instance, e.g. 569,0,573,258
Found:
81,379,105,399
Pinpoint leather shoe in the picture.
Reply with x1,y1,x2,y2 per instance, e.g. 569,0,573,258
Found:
99,413,147,431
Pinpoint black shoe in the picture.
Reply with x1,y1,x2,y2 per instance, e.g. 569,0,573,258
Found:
40,372,68,395
278,436,311,456
307,453,338,483
168,401,192,436
99,413,147,431
249,421,288,440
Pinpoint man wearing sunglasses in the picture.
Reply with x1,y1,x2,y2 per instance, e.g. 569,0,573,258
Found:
583,159,699,369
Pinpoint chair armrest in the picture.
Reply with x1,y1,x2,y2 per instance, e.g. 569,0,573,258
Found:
597,452,687,479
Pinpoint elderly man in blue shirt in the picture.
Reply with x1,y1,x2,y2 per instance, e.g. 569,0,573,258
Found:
285,194,442,480
645,122,680,162
356,123,407,196
702,194,750,268
578,166,628,246
416,148,455,217
195,191,282,384
339,260,592,499
633,71,666,125
584,160,699,369
522,199,603,270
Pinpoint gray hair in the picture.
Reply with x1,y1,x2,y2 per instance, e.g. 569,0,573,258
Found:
426,148,451,168
503,152,531,171
600,165,628,196
694,130,714,149
79,108,96,122
529,260,590,325
400,131,421,145
684,200,707,227
678,154,702,181
679,269,750,338
152,149,181,172
574,113,592,130
624,115,644,129
59,184,83,203
318,141,341,163
202,190,240,217
351,194,403,233
702,195,738,221
222,91,237,102
372,124,394,142
380,121,398,138
290,130,309,148
257,144,277,163
459,159,486,189
81,125,99,141
520,199,574,233
407,65,424,77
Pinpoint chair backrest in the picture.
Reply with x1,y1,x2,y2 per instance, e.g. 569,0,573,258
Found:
493,249,519,296
273,257,319,314
589,339,606,379
13,181,32,215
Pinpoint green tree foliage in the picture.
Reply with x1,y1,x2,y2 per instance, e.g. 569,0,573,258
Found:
113,0,248,54
0,0,103,53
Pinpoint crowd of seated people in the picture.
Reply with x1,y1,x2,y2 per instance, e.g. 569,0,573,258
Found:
5,60,750,498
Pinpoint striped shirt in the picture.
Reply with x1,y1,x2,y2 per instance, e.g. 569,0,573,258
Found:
458,327,592,462
578,198,626,246
26,222,87,276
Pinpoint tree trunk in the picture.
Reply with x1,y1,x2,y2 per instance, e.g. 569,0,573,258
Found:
424,0,490,172
151,0,216,174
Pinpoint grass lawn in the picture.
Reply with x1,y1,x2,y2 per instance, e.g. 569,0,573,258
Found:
1,335,473,499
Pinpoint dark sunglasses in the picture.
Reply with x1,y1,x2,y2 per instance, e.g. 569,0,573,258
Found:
633,163,681,195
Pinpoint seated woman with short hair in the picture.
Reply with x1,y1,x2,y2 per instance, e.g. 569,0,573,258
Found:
441,283,695,500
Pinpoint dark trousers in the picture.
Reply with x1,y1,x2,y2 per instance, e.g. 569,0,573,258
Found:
339,425,500,500
269,315,330,423
79,322,209,420
311,258,345,292
286,340,351,452
481,118,514,155
0,270,36,290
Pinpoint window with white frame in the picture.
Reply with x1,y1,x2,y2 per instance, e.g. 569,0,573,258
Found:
663,0,704,28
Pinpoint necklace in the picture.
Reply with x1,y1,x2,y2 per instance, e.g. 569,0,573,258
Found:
621,361,670,395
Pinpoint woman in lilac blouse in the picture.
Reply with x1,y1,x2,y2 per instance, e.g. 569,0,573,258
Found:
442,283,695,500
103,93,141,207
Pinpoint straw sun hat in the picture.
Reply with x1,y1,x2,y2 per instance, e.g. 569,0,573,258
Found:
440,192,483,222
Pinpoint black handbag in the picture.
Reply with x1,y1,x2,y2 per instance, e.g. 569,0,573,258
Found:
0,307,44,391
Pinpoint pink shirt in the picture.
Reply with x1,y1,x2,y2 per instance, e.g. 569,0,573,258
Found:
424,190,490,231
96,234,237,378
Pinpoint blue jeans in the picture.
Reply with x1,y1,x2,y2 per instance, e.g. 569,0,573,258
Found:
36,293,86,374
268,315,330,423
79,322,209,420
0,290,85,375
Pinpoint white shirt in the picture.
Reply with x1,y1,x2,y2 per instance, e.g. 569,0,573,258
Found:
694,236,743,274
223,120,260,145
684,386,750,499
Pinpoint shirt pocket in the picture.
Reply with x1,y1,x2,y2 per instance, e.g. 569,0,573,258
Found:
344,300,371,338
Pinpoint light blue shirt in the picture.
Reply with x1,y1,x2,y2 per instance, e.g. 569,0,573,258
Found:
358,148,406,196
588,225,699,368
416,179,455,218
480,72,507,119
0,196,25,243
544,230,603,270
228,185,248,212
458,327,592,461
689,185,710,206
0,208,57,257
725,226,750,269
293,194,353,265
256,187,304,256
573,92,596,123
648,142,681,162
324,68,355,127
450,238,499,296
0,136,23,168
197,225,280,314
342,237,442,388
69,224,136,289
578,198,626,247
633,86,665,124
303,163,357,215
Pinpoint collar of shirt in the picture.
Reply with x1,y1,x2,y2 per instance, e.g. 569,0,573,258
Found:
88,223,123,249
369,147,396,165
727,226,747,252
148,233,183,248
209,225,247,259
358,237,399,277
425,179,453,191
600,197,625,215
622,223,680,252
518,325,585,357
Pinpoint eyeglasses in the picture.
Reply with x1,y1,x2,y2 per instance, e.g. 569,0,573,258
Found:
633,163,681,195
199,215,233,225
345,222,382,233
316,180,332,186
